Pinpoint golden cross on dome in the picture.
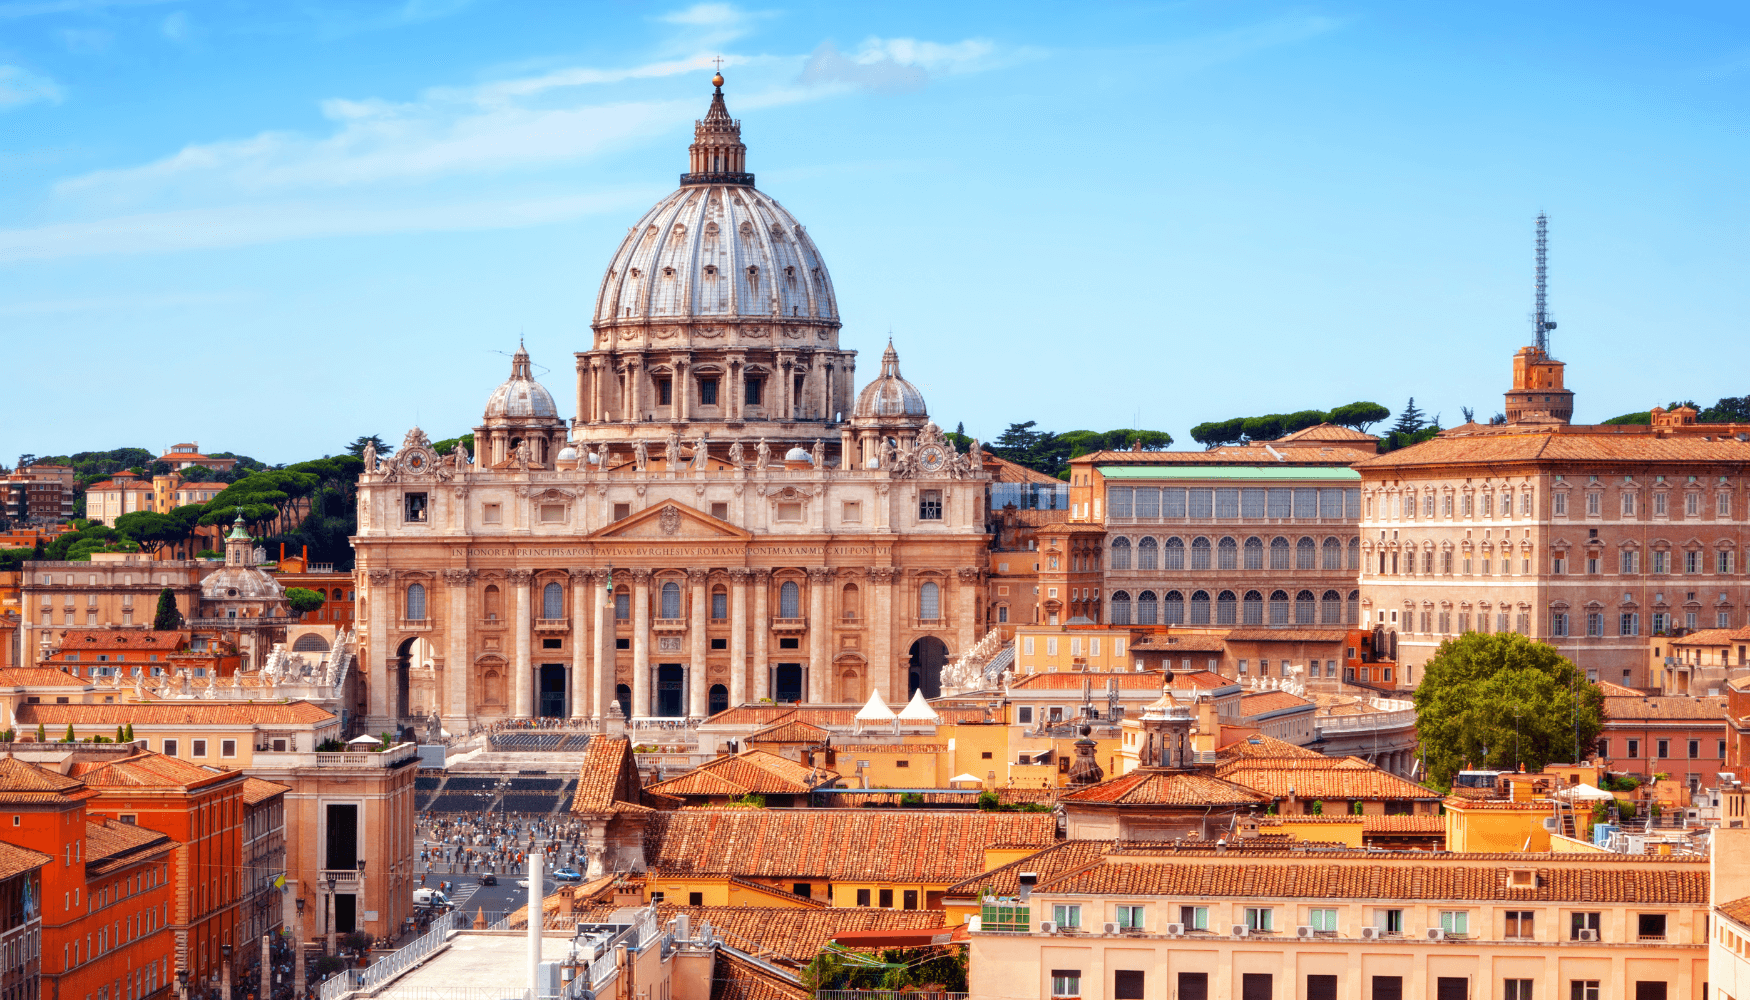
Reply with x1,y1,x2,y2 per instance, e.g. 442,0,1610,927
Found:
711,55,724,72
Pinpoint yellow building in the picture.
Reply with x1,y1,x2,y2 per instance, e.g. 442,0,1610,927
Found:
12,700,340,765
1013,623,1132,673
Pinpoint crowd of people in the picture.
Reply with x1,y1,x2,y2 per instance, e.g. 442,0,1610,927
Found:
416,813,596,876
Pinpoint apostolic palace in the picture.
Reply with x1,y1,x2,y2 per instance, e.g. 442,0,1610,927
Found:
351,74,991,733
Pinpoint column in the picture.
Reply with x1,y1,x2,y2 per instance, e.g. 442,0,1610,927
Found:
676,356,691,422
570,569,591,718
752,570,770,701
688,570,709,718
778,356,793,419
823,363,835,422
956,567,982,651
729,357,743,421
593,569,614,720
729,569,750,707
631,569,652,718
869,568,896,701
443,569,474,728
806,567,831,703
574,358,587,429
366,569,391,721
508,569,533,718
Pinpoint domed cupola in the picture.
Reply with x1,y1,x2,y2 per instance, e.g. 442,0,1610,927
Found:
854,341,927,419
474,343,568,469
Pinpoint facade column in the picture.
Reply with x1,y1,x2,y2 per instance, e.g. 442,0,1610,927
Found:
778,356,793,420
574,358,587,430
593,570,614,719
570,569,592,718
366,569,391,722
869,567,896,702
676,356,691,422
823,363,835,423
443,569,474,728
508,569,533,718
806,567,831,703
688,570,709,718
752,570,770,702
631,569,652,718
956,567,982,652
729,569,750,707
729,357,743,421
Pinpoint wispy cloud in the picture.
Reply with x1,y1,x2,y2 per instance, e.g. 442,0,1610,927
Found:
798,36,1006,92
0,65,63,109
656,3,766,54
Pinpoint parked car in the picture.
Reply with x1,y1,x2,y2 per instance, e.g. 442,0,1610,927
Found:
478,874,497,886
412,888,449,909
551,867,582,882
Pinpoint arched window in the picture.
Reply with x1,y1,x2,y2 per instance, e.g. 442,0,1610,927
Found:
1191,537,1211,570
1218,537,1237,570
484,584,503,620
1270,537,1290,570
712,585,728,620
1190,590,1211,625
660,581,682,619
1163,590,1185,625
1111,591,1132,625
1244,590,1264,625
841,583,861,620
1216,590,1237,625
292,633,330,653
1348,537,1360,571
1321,590,1343,624
1110,537,1132,570
779,580,800,619
709,684,729,716
920,581,940,620
1163,537,1183,570
614,586,630,620
615,684,632,719
1295,589,1316,624
1269,590,1289,625
1137,537,1158,570
1136,591,1157,625
1348,590,1360,625
1322,537,1342,570
1296,537,1316,570
542,582,564,619
405,583,426,621
1245,537,1264,570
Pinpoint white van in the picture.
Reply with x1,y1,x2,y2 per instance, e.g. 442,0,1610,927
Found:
412,888,449,909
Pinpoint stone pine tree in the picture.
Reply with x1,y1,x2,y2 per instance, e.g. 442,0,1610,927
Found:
152,588,183,630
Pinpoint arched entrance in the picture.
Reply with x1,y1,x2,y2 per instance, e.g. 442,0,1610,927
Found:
709,684,729,716
393,637,417,722
907,637,949,699
615,684,632,720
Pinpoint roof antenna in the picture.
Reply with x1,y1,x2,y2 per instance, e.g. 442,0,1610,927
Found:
1534,213,1556,356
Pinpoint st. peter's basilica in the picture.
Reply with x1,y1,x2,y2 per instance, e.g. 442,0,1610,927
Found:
352,73,990,733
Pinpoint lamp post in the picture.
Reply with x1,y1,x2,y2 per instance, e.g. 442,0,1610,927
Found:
293,898,306,1000
221,944,233,1000
178,968,190,1000
325,875,338,957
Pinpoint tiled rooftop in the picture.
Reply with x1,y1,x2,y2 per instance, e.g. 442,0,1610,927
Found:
568,904,944,969
942,839,1113,897
0,841,52,881
73,751,239,790
1238,691,1315,716
85,818,172,874
1058,769,1269,807
1355,425,1750,470
570,737,658,815
745,719,829,744
17,701,334,726
242,776,291,806
1215,758,1441,801
1600,693,1727,720
645,750,832,798
0,755,86,804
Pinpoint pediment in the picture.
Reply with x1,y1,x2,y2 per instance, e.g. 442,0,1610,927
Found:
588,501,753,541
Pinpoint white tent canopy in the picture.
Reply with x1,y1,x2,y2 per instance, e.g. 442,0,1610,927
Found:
1555,782,1616,801
346,734,381,746
897,689,940,722
948,773,983,784
854,690,896,721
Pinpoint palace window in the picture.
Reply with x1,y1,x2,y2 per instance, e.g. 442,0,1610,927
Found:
920,582,940,620
1110,537,1131,569
614,589,630,620
1243,591,1263,625
1218,536,1237,569
1269,536,1290,570
745,377,763,405
660,582,681,619
405,584,426,621
1621,550,1639,574
713,588,729,620
780,581,801,619
1156,537,1176,570
1269,590,1289,625
1553,492,1568,516
1110,592,1131,625
919,490,942,521
1191,537,1211,570
542,582,563,619
698,378,719,406
1217,591,1237,624
657,378,673,405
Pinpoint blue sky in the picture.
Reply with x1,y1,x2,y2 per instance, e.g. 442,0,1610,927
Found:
2,1,1747,464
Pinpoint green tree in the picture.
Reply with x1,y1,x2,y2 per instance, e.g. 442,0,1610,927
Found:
346,435,394,459
1413,631,1605,789
123,723,134,742
34,723,44,743
1391,398,1428,435
114,511,179,555
1189,417,1248,448
285,587,325,615
62,724,74,743
1327,401,1390,433
152,588,183,631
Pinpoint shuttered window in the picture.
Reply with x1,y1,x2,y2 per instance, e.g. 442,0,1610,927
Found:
1307,976,1338,1000
1113,971,1144,1000
1372,977,1403,1000
1242,973,1273,1000
1177,973,1208,1000
1436,978,1468,1000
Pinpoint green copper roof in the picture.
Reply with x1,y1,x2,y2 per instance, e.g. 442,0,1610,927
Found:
227,508,250,540
1097,465,1360,482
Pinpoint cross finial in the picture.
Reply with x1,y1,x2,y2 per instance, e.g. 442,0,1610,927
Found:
712,56,724,72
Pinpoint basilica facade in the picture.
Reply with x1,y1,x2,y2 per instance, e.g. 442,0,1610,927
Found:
352,74,990,733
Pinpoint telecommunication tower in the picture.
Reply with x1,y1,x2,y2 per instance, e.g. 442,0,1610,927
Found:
1534,212,1556,355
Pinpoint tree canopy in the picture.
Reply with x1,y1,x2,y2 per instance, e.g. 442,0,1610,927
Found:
1603,396,1750,426
284,587,325,614
1413,631,1605,789
990,422,1173,478
1189,401,1390,448
346,435,394,459
152,588,183,631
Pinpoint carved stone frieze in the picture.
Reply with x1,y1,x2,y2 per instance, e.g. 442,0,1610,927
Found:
367,570,392,586
506,569,534,585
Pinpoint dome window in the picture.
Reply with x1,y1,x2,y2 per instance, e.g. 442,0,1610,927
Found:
672,223,687,237
630,268,641,278
703,265,718,277
662,266,676,277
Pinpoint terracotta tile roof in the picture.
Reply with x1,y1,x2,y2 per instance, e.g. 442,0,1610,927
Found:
73,751,238,790
998,509,1072,528
1239,691,1315,716
711,949,809,1000
1361,814,1447,833
242,776,290,806
998,787,1058,806
0,841,52,881
1596,680,1643,697
1669,627,1750,647
1058,769,1270,807
645,810,1056,884
1276,423,1380,445
832,743,946,753
17,701,334,726
745,720,829,744
1011,671,1169,691
1719,895,1750,928
0,755,86,804
984,454,1062,486
726,874,829,908
570,737,657,815
0,668,94,687
85,818,172,874
1222,628,1353,644
1215,758,1441,801
703,705,986,728
1215,733,1324,759
1129,634,1228,653
1600,694,1727,721
1035,853,1706,904
941,839,1113,897
570,904,943,969
1355,425,1750,471
51,630,189,651
1080,446,1373,467
645,751,833,799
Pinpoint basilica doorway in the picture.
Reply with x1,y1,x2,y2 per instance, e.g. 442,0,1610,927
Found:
615,684,632,720
539,664,566,717
656,664,685,717
774,664,803,704
908,637,948,699
709,684,729,716
393,637,417,720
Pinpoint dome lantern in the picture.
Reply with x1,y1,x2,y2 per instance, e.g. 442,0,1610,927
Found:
682,72,752,187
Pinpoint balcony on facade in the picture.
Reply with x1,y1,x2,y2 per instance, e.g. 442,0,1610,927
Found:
533,618,571,632
253,742,419,769
770,618,807,632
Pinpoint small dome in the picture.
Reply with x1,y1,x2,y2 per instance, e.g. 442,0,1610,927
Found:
784,446,812,463
557,446,578,461
854,341,926,419
484,345,559,421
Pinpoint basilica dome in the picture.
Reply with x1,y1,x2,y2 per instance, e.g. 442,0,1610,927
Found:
484,345,558,421
592,77,838,332
853,342,927,418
